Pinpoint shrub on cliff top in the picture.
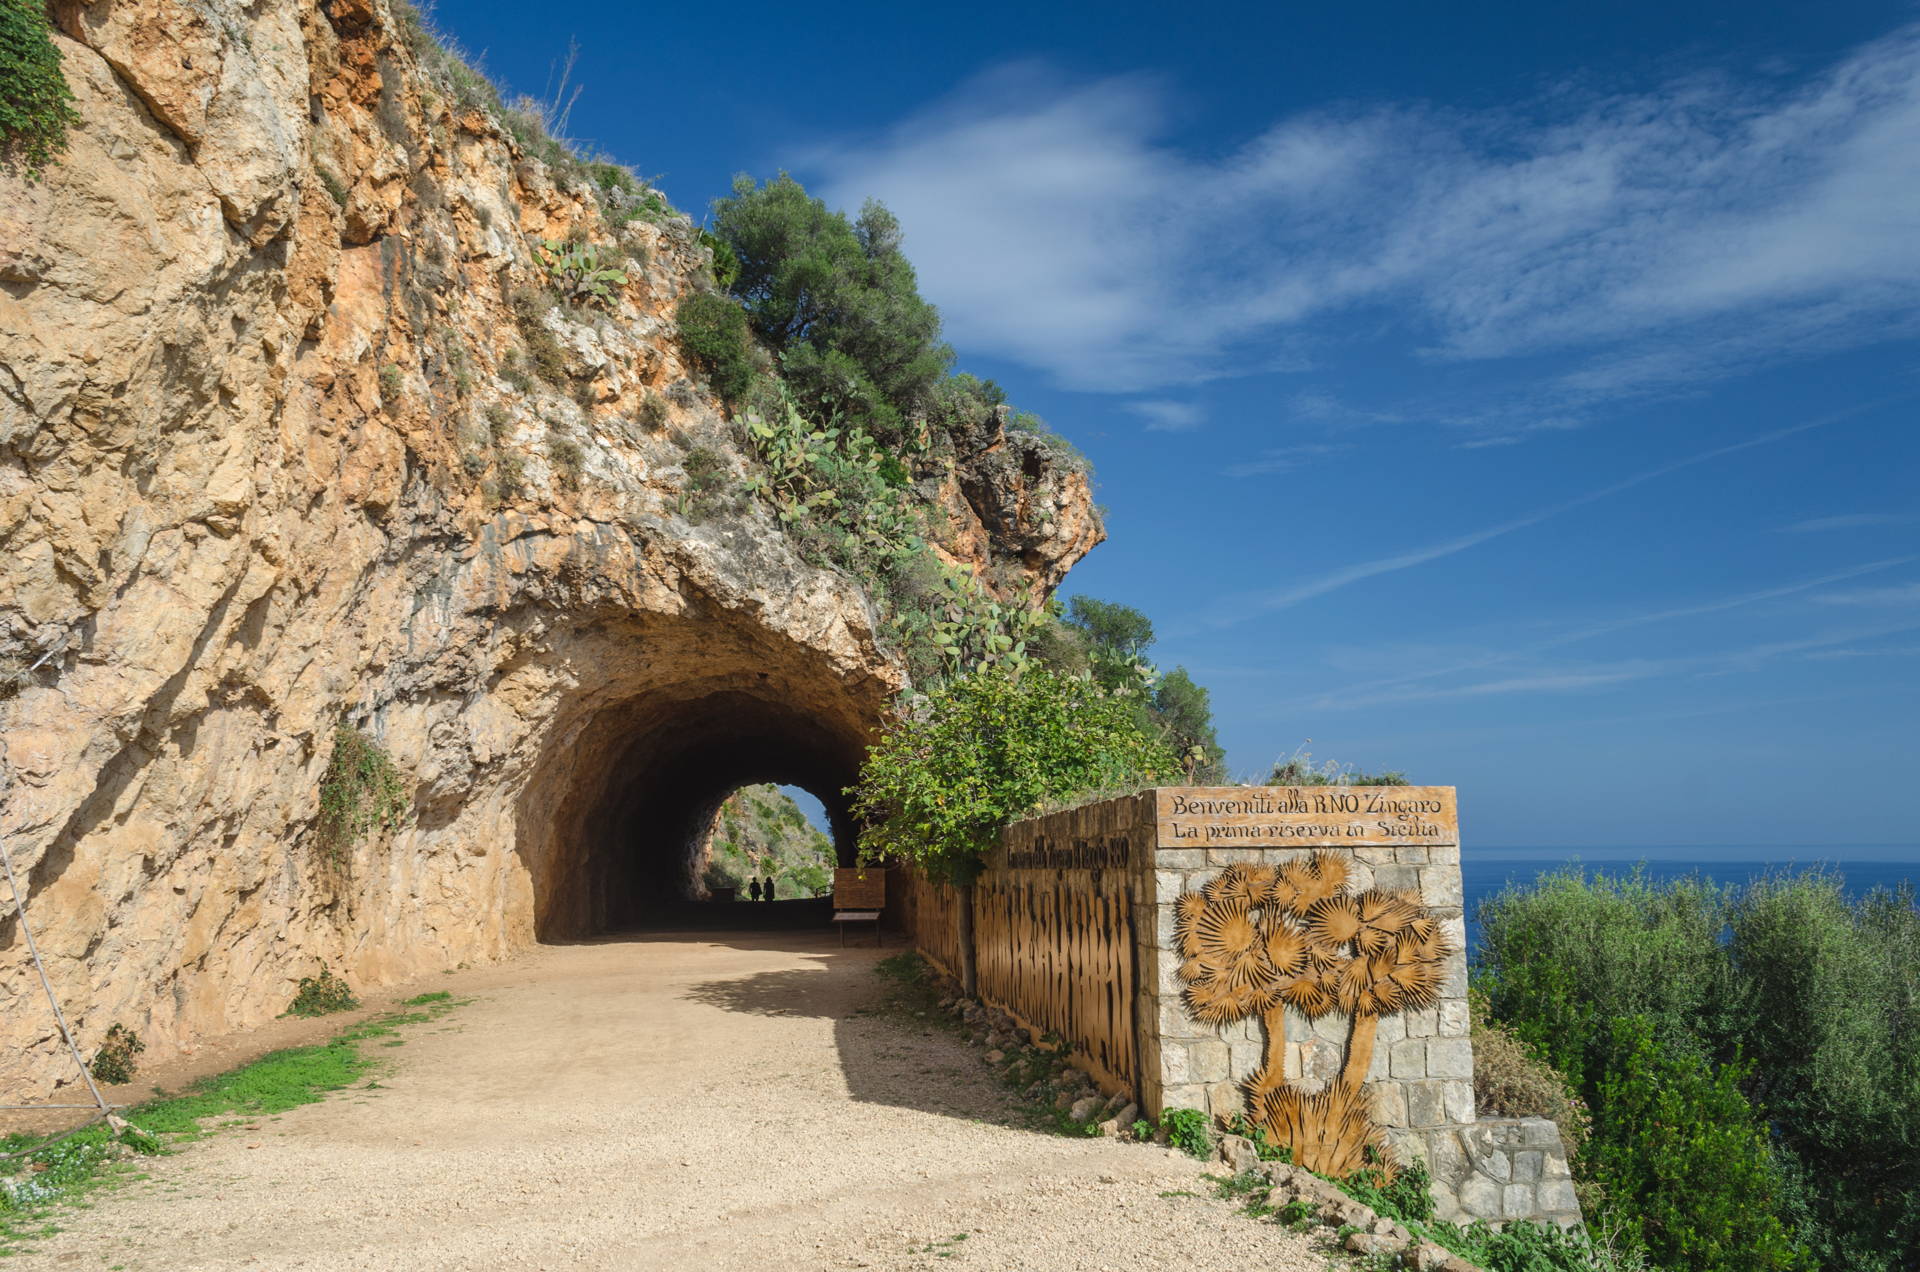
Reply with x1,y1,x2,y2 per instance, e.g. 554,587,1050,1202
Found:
0,0,78,180
675,291,755,404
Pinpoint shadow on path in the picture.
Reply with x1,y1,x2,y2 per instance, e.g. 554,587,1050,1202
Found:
661,929,1031,1130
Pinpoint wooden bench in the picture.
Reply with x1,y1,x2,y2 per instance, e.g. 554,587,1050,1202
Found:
832,868,888,946
832,909,883,946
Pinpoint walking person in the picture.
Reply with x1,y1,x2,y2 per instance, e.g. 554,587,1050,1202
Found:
748,877,762,903
763,875,777,901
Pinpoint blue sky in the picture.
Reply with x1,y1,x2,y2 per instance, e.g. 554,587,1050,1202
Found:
436,2,1919,847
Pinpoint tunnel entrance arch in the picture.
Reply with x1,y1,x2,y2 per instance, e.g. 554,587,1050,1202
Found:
508,609,892,940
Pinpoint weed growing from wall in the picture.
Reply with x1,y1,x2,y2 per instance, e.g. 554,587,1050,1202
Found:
1161,1108,1214,1159
315,725,411,863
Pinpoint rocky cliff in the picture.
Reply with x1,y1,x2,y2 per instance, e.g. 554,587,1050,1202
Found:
0,0,1100,1099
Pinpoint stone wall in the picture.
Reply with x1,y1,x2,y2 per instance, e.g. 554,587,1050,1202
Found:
1145,836,1473,1132
906,787,1584,1230
1391,1119,1583,1228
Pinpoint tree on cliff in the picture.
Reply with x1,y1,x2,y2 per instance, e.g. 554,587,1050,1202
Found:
1033,595,1227,781
711,173,950,448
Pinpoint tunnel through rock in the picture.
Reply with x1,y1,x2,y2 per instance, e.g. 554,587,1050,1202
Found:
514,616,888,939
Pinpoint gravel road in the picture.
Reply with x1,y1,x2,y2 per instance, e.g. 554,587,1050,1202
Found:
18,931,1340,1271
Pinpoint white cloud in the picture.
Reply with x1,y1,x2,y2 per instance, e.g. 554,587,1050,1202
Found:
1187,416,1836,629
1815,581,1920,605
1223,442,1346,478
1295,556,1915,707
1310,620,1920,709
1128,400,1204,431
808,27,1920,400
1781,511,1920,532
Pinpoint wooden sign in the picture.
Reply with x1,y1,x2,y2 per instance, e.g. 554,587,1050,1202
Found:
833,867,888,909
1155,787,1458,849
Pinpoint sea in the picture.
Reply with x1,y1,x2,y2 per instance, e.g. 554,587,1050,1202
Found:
1461,844,1919,956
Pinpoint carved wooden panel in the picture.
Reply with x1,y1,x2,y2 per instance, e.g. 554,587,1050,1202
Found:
896,868,965,980
972,864,1138,1094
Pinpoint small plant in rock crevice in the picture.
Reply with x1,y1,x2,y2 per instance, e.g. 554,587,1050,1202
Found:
547,432,584,489
315,725,411,863
89,1023,145,1086
676,445,736,522
509,288,569,387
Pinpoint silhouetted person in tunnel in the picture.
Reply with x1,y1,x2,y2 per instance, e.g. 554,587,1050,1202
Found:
748,878,762,903
763,876,777,901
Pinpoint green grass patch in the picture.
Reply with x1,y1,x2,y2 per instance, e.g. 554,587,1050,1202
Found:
0,996,467,1256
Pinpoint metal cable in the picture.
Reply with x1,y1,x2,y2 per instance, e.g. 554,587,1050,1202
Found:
0,834,114,1121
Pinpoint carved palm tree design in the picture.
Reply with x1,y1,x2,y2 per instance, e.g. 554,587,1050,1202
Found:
1174,854,1453,1178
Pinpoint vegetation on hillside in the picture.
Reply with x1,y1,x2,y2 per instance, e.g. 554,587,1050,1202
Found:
850,664,1182,880
1032,596,1226,782
0,0,78,179
1477,867,1918,1272
701,784,835,898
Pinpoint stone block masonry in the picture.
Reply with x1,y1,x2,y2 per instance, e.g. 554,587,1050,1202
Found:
906,786,1583,1232
1391,1118,1583,1228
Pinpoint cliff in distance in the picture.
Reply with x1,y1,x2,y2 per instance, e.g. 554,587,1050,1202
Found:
0,0,1099,1098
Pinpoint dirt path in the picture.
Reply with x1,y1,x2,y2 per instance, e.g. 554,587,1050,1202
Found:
18,932,1339,1271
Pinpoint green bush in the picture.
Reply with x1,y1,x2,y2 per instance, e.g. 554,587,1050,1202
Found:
285,966,358,1018
0,0,78,180
1161,1108,1213,1159
90,1023,145,1086
1476,867,1731,1090
675,291,755,404
315,725,411,862
1723,875,1920,1270
1037,597,1225,781
850,663,1179,880
1586,1018,1807,1272
698,228,740,289
1475,868,1917,1270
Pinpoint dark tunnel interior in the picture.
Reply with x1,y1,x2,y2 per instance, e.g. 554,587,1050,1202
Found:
523,683,872,938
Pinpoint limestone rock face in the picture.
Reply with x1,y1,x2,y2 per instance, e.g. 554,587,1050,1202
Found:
0,0,1099,1099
